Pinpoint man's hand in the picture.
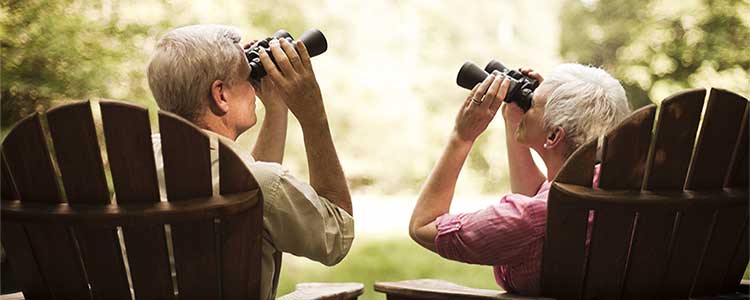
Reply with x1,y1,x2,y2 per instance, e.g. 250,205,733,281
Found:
453,74,509,144
257,37,352,215
258,38,325,127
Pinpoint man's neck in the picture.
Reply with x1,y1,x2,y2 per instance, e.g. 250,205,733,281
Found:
201,117,238,141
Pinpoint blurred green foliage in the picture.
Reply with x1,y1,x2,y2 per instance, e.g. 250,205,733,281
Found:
1,0,162,127
560,0,750,108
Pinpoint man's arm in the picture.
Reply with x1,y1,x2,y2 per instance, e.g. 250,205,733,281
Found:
251,78,288,164
258,38,352,215
410,74,509,252
502,68,546,196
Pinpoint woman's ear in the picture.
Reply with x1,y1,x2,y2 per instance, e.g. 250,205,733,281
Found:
544,126,566,150
209,80,229,115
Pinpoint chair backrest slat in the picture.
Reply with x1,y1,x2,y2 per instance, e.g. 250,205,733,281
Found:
1,153,18,201
725,106,749,188
599,105,657,189
644,89,706,190
620,210,677,300
682,89,749,297
622,91,704,299
2,112,91,299
686,88,748,190
2,113,60,203
583,208,635,300
219,143,263,300
100,100,175,299
692,207,748,296
47,101,132,300
542,140,597,298
159,111,219,300
721,217,749,293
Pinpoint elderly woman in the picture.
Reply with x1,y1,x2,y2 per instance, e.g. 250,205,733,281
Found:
409,64,631,295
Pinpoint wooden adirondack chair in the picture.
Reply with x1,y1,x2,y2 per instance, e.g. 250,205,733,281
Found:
375,88,750,300
0,99,363,300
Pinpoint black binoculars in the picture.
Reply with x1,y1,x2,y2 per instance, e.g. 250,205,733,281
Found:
456,60,539,112
244,29,328,81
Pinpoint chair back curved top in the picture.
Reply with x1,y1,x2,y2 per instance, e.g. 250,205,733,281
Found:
1,99,264,300
541,88,749,300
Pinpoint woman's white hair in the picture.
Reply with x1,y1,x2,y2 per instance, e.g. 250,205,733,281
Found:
147,24,246,123
541,64,631,153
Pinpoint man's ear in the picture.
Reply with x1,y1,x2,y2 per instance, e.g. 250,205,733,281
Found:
210,80,229,115
544,126,566,150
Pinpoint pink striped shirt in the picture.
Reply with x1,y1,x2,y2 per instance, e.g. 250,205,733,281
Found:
434,167,599,295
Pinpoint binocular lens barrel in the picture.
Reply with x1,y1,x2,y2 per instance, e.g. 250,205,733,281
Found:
456,61,489,90
247,28,328,80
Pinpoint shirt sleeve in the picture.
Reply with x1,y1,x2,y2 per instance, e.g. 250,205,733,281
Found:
249,161,354,266
434,194,547,266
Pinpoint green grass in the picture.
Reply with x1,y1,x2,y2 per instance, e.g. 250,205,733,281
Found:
277,237,499,300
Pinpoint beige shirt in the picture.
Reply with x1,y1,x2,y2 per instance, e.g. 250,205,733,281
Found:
151,131,355,300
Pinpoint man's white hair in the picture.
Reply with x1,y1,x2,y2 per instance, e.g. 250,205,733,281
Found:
147,24,246,123
541,63,631,153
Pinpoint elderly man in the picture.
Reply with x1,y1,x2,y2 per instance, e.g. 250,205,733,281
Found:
409,64,631,295
147,24,353,299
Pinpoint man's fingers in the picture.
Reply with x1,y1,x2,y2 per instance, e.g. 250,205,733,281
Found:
295,40,313,70
258,47,285,84
280,38,303,72
268,39,295,76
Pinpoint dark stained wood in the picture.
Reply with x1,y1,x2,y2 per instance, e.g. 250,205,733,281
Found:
1,113,60,203
1,191,258,225
549,183,746,208
0,223,51,299
541,186,589,299
692,207,748,297
583,208,635,300
1,152,18,201
46,101,131,299
725,106,749,188
686,88,748,190
279,282,365,300
46,101,109,205
100,100,174,300
158,111,218,300
100,100,160,203
661,208,716,299
374,279,517,300
721,216,749,293
621,210,677,300
553,137,596,187
219,142,262,300
2,111,91,299
598,104,656,189
644,89,706,190
24,225,91,299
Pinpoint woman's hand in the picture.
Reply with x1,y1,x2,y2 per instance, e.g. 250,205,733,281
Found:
453,74,510,144
501,67,543,126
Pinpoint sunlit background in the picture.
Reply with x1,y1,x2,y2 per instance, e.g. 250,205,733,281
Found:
2,0,749,298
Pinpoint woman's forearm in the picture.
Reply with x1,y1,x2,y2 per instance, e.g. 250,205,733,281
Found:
505,121,545,196
409,133,473,251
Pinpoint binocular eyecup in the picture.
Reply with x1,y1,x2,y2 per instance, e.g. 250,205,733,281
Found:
456,60,538,112
245,28,328,81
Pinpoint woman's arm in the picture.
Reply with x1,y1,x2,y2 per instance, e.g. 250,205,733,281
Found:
409,74,509,252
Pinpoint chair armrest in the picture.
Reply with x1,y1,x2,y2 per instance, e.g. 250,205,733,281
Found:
277,282,364,300
0,292,24,300
374,279,555,300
